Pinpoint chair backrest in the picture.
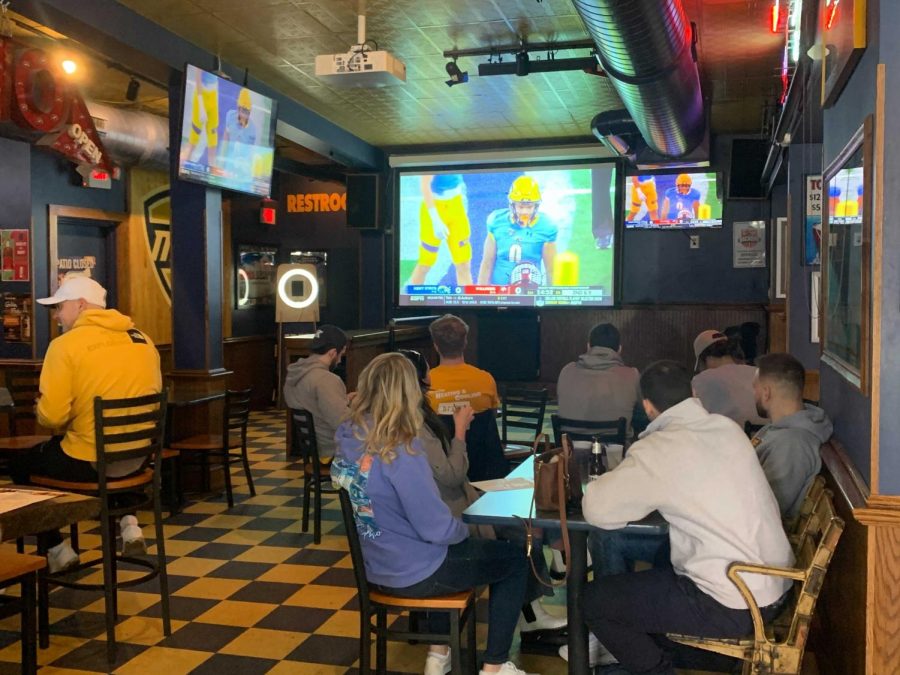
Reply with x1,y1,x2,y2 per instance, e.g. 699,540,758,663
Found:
93,391,168,490
441,408,509,482
552,413,627,447
223,388,252,442
744,420,765,439
5,370,41,435
788,475,827,553
500,386,548,445
338,487,373,616
290,407,322,470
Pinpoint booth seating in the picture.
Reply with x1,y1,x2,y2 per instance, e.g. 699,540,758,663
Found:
338,489,477,675
668,488,844,674
29,392,171,665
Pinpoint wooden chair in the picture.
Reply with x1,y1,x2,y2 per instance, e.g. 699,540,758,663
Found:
0,552,45,675
668,489,845,674
30,392,171,665
0,370,51,453
787,476,827,553
551,414,627,447
290,408,337,545
338,489,477,674
500,386,548,465
170,388,254,508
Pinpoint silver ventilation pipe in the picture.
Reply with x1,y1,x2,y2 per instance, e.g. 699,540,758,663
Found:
572,0,705,158
85,101,170,169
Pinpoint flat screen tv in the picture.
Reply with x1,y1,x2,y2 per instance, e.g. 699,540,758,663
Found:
178,64,277,197
624,170,722,229
397,163,618,308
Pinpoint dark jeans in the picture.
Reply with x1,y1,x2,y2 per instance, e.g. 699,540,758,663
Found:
589,530,670,577
584,565,787,675
494,523,553,603
10,437,96,548
376,538,527,665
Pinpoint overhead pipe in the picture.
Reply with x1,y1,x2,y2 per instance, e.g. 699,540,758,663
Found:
572,0,705,158
85,101,170,169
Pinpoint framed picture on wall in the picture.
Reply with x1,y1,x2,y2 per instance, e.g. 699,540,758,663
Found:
818,0,867,107
821,116,872,392
236,244,278,309
804,175,823,265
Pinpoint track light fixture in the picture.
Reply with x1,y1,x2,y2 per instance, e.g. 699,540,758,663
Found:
445,60,468,87
126,77,140,102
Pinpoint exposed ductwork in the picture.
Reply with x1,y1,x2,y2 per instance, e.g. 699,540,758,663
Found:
572,0,705,158
85,101,170,169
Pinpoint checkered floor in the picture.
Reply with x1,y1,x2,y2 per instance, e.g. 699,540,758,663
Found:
0,411,573,675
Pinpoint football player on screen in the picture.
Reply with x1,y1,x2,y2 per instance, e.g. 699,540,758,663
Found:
180,69,220,171
477,176,557,287
661,173,702,223
626,175,660,222
406,174,473,287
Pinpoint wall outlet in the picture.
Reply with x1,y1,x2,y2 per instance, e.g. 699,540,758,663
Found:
689,235,700,249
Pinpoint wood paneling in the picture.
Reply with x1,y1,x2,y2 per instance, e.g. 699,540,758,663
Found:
123,170,171,345
768,306,787,353
224,336,275,409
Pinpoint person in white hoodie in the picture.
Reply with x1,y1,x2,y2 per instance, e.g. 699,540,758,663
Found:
581,360,793,675
282,325,349,460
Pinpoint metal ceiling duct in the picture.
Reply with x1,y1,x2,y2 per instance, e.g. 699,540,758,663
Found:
85,101,170,169
572,0,704,158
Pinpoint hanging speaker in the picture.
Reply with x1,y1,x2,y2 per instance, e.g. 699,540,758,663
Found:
275,264,320,323
346,173,380,229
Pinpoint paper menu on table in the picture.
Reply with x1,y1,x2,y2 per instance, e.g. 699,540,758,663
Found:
0,488,60,514
470,477,533,492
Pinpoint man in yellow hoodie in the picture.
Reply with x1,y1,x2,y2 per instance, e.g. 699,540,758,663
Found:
11,276,162,572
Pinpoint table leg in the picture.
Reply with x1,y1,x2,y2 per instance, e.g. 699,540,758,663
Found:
22,571,37,675
567,530,589,675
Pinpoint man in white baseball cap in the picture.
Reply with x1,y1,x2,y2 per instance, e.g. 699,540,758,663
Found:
12,275,162,573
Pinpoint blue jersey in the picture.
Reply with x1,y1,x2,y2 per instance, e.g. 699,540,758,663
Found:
430,174,463,197
486,208,558,285
224,109,258,146
664,187,701,220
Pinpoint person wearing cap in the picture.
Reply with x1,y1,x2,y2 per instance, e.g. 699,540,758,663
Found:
10,275,162,574
691,329,766,429
283,325,349,461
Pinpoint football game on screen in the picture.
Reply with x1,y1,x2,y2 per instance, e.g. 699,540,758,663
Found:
397,165,617,308
624,171,722,229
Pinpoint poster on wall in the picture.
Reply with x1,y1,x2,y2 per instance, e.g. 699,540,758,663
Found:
805,175,822,265
0,230,29,281
733,220,766,268
2,294,32,343
54,257,97,288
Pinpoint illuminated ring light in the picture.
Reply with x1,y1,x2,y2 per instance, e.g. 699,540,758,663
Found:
277,268,319,309
237,269,251,307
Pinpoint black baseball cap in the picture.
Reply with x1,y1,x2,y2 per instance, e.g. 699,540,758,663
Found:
310,325,348,352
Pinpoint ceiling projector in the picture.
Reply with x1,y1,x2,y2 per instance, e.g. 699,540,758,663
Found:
315,49,406,87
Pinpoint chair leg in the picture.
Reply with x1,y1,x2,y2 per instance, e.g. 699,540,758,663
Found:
21,571,37,675
466,606,477,674
302,476,311,534
376,608,387,674
359,610,371,674
313,479,322,545
101,515,118,665
70,524,79,553
16,537,23,554
240,442,255,497
221,449,234,509
449,610,462,675
154,482,172,636
35,537,48,650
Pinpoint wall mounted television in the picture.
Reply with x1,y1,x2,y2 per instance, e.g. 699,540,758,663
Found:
177,64,277,197
624,170,722,229
396,163,619,308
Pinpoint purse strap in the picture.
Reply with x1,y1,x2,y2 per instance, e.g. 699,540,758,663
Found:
519,433,571,588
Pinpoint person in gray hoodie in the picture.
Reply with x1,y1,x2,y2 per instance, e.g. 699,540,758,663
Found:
752,353,833,520
283,325,349,460
557,323,642,432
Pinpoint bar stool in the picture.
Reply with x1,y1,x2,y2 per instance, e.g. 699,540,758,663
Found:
0,552,45,675
29,392,171,665
170,389,254,508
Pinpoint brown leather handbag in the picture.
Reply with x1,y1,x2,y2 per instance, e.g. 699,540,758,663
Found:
523,433,579,586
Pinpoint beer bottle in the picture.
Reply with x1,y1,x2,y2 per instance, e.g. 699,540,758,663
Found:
589,436,607,481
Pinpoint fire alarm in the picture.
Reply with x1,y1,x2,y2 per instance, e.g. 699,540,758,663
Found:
260,198,277,225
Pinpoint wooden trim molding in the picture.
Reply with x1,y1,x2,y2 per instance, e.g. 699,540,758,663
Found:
870,63,886,494
821,438,870,510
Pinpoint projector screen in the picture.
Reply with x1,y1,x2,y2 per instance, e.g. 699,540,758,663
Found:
397,164,618,308
624,171,722,229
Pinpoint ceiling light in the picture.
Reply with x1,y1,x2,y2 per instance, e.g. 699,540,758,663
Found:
445,60,468,87
61,59,77,75
126,77,140,102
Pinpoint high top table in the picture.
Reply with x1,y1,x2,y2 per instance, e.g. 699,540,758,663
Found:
462,457,667,675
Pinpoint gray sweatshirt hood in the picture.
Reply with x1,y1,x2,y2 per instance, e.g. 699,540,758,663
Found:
285,356,330,388
576,346,625,371
761,404,833,443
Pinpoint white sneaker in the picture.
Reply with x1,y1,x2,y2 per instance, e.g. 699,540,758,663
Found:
424,649,452,675
47,541,79,574
518,599,567,632
558,633,618,667
120,515,146,556
479,662,536,675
